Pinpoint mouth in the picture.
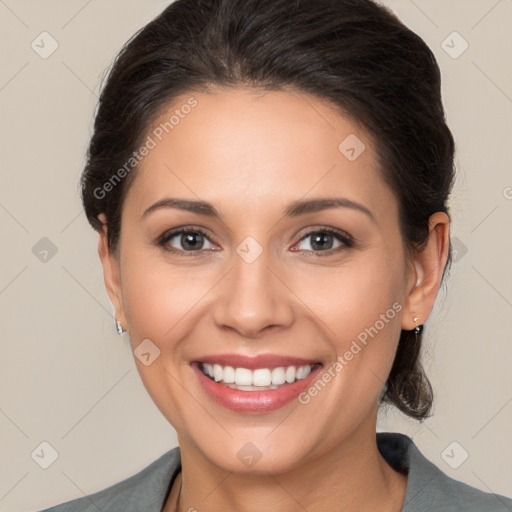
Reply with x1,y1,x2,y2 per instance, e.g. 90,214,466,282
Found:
197,361,322,391
190,353,324,412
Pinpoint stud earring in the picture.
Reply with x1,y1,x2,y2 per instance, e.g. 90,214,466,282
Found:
413,316,423,337
115,318,125,335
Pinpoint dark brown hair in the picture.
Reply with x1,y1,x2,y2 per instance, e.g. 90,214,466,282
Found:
81,0,455,420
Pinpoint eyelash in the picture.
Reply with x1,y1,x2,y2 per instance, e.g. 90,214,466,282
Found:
157,226,354,257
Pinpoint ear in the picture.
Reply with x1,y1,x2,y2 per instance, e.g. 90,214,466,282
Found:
97,214,127,330
401,212,450,330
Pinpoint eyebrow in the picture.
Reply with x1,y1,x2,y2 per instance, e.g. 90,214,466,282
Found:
141,197,375,223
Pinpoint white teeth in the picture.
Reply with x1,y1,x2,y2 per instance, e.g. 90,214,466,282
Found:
296,365,312,380
226,384,280,391
271,367,286,385
222,366,235,383
234,368,253,386
200,363,316,388
213,364,223,382
252,368,272,387
203,363,214,378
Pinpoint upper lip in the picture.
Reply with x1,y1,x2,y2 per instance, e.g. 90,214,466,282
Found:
192,354,321,370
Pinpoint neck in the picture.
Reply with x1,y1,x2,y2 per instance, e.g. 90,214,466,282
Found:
165,419,407,512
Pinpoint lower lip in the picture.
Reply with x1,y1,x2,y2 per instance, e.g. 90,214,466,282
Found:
192,363,323,413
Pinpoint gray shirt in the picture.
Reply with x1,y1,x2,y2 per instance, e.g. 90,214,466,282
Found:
38,432,512,511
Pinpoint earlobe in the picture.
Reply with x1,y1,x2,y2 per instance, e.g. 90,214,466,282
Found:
401,212,450,331
96,214,127,330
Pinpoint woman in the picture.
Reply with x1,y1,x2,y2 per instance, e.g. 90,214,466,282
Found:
39,0,512,510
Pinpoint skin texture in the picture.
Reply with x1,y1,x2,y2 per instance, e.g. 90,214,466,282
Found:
97,88,449,512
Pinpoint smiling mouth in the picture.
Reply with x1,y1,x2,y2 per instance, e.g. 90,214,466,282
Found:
197,362,322,391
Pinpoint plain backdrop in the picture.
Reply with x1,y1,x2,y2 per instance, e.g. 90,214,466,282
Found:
1,0,511,510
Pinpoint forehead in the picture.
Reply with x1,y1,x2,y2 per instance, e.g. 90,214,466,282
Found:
124,88,396,222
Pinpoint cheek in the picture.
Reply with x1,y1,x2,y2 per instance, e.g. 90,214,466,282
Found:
302,253,405,381
297,252,404,334
122,274,174,340
119,254,199,429
120,247,210,341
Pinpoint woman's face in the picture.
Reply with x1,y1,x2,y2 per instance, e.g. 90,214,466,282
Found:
101,88,422,473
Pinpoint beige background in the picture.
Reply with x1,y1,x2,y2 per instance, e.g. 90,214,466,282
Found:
1,0,511,510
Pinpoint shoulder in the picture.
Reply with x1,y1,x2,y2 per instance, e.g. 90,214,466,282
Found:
377,432,512,512
36,447,181,512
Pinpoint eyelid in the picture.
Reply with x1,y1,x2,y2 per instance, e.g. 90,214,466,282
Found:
291,226,354,253
157,226,218,254
157,225,354,255
296,226,353,243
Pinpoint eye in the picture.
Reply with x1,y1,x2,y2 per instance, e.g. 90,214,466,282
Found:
157,226,353,257
158,227,217,255
293,228,353,254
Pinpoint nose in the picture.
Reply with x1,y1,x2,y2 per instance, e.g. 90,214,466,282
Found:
212,250,294,338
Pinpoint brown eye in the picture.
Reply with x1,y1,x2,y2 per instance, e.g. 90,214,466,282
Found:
159,228,216,254
294,228,353,254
